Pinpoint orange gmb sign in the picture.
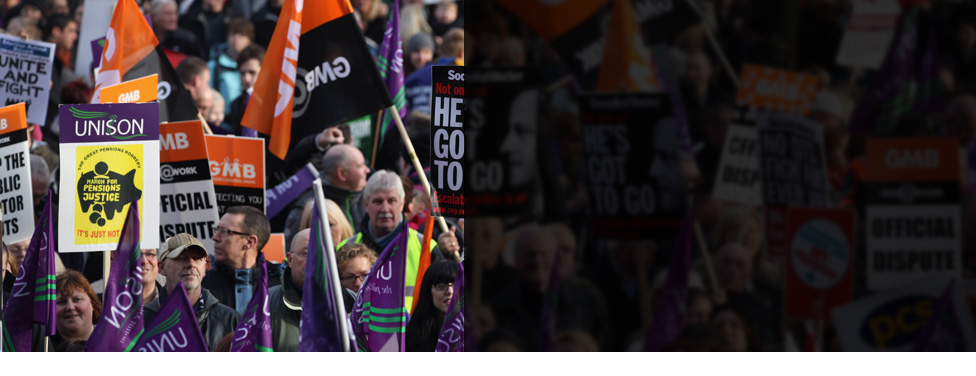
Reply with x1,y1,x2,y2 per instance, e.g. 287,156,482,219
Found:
161,120,209,163
204,135,265,189
0,102,28,134
262,233,286,263
737,64,818,115
864,138,959,182
100,74,158,104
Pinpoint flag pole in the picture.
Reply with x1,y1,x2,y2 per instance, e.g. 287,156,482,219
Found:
197,113,214,135
370,109,385,168
693,221,720,293
388,105,451,236
682,0,739,87
311,178,351,352
103,250,111,291
44,337,49,352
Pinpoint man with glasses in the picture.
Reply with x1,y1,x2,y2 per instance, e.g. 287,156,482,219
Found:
204,206,282,315
140,248,163,305
268,228,308,351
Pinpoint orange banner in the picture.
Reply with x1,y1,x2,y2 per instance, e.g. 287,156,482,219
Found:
0,103,28,135
737,64,818,115
100,74,158,104
303,0,353,33
262,233,286,264
161,120,210,163
91,0,158,103
204,135,265,190
496,0,611,41
596,0,659,92
864,138,960,182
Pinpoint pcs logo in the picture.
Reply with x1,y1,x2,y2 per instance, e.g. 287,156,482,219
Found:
860,295,935,350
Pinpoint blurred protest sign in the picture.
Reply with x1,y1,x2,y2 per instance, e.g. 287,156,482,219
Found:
712,108,760,206
99,74,158,104
737,65,818,116
864,138,961,291
0,103,34,243
205,135,266,215
835,0,900,69
58,102,160,252
0,35,55,125
262,233,286,264
430,66,464,218
785,207,855,320
579,93,686,239
833,276,976,351
160,120,219,253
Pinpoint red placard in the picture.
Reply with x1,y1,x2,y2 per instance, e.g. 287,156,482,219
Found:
785,207,856,320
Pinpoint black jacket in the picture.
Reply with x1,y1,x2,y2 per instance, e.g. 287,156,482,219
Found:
268,267,358,351
160,28,205,59
201,260,283,314
145,287,240,351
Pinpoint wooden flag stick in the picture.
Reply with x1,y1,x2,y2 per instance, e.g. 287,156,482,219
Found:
44,337,49,352
387,106,451,236
197,112,214,135
693,221,720,293
103,250,111,292
370,108,386,168
682,0,740,87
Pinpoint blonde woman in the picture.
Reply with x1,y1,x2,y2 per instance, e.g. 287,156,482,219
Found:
299,198,354,246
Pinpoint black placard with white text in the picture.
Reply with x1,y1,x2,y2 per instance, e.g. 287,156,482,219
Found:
430,66,464,218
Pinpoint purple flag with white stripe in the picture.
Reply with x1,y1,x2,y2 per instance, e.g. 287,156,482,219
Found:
231,253,273,352
435,262,465,352
1,191,56,352
133,282,208,352
351,227,409,352
376,0,405,148
85,201,145,352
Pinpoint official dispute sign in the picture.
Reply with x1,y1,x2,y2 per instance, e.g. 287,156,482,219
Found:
58,102,161,252
205,135,265,215
864,138,961,291
430,66,464,218
160,120,219,253
0,103,34,243
580,93,686,239
785,207,855,320
737,65,818,116
0,34,55,125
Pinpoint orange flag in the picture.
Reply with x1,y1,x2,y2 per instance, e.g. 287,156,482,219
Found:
91,0,158,104
410,215,435,314
596,0,660,92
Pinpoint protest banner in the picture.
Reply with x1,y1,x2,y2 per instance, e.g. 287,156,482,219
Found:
757,111,829,207
160,120,220,253
100,74,159,104
737,65,819,116
0,35,55,125
863,138,960,291
785,207,855,320
632,0,700,45
265,163,318,220
579,93,686,239
835,0,900,69
205,134,265,215
0,103,34,243
57,102,160,253
596,0,661,92
712,123,761,206
430,66,464,218
833,276,976,351
262,234,286,264
465,68,538,218
90,37,106,69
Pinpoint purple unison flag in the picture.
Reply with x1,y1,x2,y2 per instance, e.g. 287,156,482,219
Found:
265,163,318,219
84,201,145,352
231,253,273,352
644,210,694,351
376,0,405,148
132,282,208,352
351,227,409,352
912,279,966,352
1,192,56,352
299,200,345,352
435,262,465,352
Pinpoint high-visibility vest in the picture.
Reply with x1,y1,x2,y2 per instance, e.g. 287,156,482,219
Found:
338,228,436,309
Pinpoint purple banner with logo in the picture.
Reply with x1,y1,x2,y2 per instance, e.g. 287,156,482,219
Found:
299,200,345,352
231,253,273,352
59,102,160,143
1,192,56,352
133,282,208,352
85,202,145,352
435,262,465,352
266,163,318,219
376,0,405,148
90,37,105,69
351,227,409,352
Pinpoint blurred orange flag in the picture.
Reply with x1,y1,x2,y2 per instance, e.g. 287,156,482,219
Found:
91,0,158,104
596,0,660,92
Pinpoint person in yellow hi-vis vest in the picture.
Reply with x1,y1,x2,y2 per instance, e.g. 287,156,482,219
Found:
337,170,461,309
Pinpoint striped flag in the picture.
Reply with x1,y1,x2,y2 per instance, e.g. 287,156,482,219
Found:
375,0,406,149
231,253,273,352
299,199,345,352
90,0,158,104
435,262,465,352
351,227,409,352
1,191,56,352
132,282,208,352
85,201,145,352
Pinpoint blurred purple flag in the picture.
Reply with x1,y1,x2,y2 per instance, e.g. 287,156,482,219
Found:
1,192,56,352
435,262,465,352
85,201,145,352
299,200,345,352
231,253,273,352
133,282,208,352
644,210,694,351
351,227,409,352
376,0,405,148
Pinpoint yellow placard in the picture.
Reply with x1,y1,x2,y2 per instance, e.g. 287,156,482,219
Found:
73,144,144,244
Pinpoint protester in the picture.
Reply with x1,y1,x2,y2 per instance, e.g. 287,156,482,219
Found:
151,0,203,58
296,199,355,251
140,248,162,305
284,144,369,246
429,0,461,38
223,44,264,134
405,260,457,352
52,270,101,349
268,228,308,352
249,0,281,48
207,17,253,111
177,56,212,112
204,206,281,314
404,27,463,115
336,242,377,293
179,0,236,60
403,28,434,78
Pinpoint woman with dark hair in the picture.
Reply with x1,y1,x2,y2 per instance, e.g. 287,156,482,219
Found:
711,303,761,352
52,270,102,348
405,260,458,352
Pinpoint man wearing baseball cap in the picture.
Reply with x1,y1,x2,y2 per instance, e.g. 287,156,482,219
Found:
145,233,240,351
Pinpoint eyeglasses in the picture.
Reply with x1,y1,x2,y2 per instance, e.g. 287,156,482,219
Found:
433,283,454,292
340,274,369,283
290,251,308,259
212,225,252,238
142,252,158,260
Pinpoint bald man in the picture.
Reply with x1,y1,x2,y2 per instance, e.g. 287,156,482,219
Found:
267,228,309,352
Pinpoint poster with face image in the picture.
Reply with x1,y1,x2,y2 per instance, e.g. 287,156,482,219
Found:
579,92,686,239
58,102,160,252
466,68,538,218
0,103,35,243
